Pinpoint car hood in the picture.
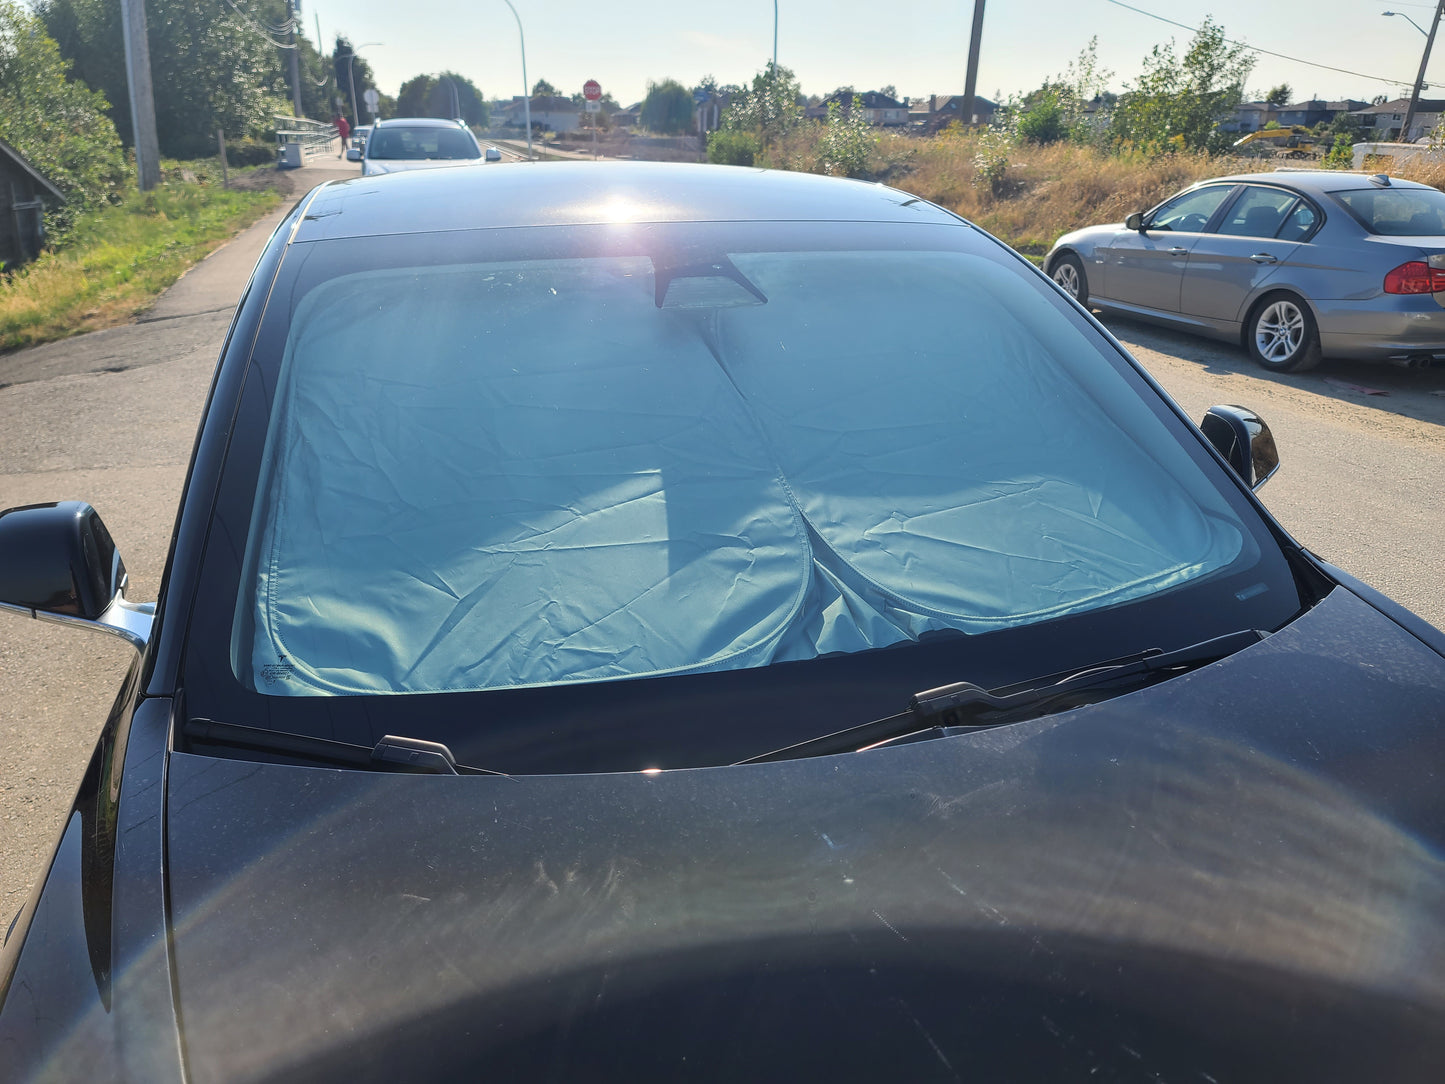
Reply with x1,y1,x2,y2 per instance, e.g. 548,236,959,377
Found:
362,158,484,176
162,587,1445,1081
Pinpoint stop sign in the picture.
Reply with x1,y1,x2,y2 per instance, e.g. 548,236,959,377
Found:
583,79,602,102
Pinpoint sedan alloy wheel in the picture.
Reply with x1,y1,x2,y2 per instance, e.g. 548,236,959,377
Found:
1247,295,1321,373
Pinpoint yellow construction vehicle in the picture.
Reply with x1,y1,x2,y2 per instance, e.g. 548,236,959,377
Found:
1231,126,1322,158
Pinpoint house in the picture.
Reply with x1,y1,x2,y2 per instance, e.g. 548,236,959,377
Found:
812,91,909,125
500,95,581,133
1351,98,1445,142
907,94,997,132
1222,101,1278,134
1275,99,1367,128
611,102,642,130
0,137,64,269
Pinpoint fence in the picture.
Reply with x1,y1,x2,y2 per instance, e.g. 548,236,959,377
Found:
274,116,338,161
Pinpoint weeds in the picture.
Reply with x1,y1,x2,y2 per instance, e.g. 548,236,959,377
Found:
1,179,280,353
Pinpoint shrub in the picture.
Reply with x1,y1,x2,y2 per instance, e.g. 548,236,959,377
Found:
225,138,277,168
707,129,760,167
1322,134,1354,170
817,98,875,177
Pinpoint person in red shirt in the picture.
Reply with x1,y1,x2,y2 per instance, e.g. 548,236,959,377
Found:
335,114,351,157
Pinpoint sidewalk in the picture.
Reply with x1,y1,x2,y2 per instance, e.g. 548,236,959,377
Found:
143,154,358,323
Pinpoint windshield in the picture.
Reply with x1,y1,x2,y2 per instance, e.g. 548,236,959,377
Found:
1331,186,1445,235
366,125,480,160
187,220,1303,771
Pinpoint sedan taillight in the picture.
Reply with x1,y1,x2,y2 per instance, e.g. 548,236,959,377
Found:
1383,260,1445,294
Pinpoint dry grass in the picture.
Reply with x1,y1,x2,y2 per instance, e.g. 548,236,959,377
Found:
879,132,1280,254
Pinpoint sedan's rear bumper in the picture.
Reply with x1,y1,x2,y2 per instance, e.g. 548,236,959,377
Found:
1314,295,1445,362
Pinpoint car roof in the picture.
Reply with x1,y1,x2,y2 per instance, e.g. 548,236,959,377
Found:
373,116,466,129
1197,170,1437,195
292,161,964,241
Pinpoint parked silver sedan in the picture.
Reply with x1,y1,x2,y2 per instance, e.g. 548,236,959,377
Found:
1045,170,1445,372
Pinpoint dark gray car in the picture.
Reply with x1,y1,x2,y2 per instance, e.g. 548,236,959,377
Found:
1045,170,1445,372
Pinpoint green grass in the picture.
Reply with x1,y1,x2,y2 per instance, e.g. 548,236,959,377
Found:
0,177,281,354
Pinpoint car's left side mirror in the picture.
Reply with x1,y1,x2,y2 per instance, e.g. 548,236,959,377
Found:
1200,405,1279,490
346,147,362,162
1125,211,1145,231
0,501,152,650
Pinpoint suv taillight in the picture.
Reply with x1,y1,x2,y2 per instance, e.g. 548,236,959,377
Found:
1383,260,1445,294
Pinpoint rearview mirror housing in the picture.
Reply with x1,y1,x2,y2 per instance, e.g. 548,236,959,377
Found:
1200,406,1280,490
1125,212,1144,231
0,501,152,649
346,147,362,162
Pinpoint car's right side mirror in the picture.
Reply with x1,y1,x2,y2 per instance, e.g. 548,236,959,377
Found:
346,147,362,162
1200,405,1279,490
1125,211,1144,231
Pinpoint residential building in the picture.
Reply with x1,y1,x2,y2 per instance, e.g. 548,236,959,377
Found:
1222,101,1278,134
907,94,997,132
814,91,910,125
1350,98,1445,142
501,95,582,133
1275,99,1367,127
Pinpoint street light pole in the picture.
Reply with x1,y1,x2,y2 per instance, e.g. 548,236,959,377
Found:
501,0,533,160
773,0,778,75
341,42,381,129
1401,0,1445,141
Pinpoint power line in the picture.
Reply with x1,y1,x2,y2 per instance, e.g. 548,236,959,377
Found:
1099,0,1416,87
217,0,297,49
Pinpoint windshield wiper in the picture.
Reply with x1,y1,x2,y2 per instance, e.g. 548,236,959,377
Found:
183,719,506,776
739,628,1267,765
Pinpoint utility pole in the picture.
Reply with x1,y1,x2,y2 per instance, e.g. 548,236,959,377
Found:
118,0,161,190
962,0,986,126
1402,0,1445,141
288,0,303,116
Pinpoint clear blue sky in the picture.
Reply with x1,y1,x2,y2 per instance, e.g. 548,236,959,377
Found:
306,0,1439,108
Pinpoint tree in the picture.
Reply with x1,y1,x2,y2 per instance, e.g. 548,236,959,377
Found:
1265,83,1292,107
531,78,556,97
1014,84,1070,143
396,72,489,127
1110,18,1254,154
722,61,804,143
0,0,124,242
640,78,694,134
818,96,875,177
40,0,291,157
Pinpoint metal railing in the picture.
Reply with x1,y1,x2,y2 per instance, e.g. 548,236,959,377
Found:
274,116,337,159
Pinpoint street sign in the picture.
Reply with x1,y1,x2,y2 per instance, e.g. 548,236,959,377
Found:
583,79,602,102
363,87,379,113
584,100,601,113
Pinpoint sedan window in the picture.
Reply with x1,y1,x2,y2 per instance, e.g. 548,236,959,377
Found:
1332,187,1445,235
1277,200,1319,242
1215,187,1297,238
1149,186,1232,232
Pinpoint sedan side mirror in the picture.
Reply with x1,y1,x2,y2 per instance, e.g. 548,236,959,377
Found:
1125,212,1145,231
0,501,152,650
1200,406,1279,490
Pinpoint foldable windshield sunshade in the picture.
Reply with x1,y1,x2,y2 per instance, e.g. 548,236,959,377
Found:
241,252,1243,695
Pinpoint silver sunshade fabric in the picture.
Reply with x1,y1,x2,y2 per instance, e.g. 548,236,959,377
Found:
241,253,1243,695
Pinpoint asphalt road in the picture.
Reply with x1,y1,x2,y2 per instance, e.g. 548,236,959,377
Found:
1,174,1443,926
